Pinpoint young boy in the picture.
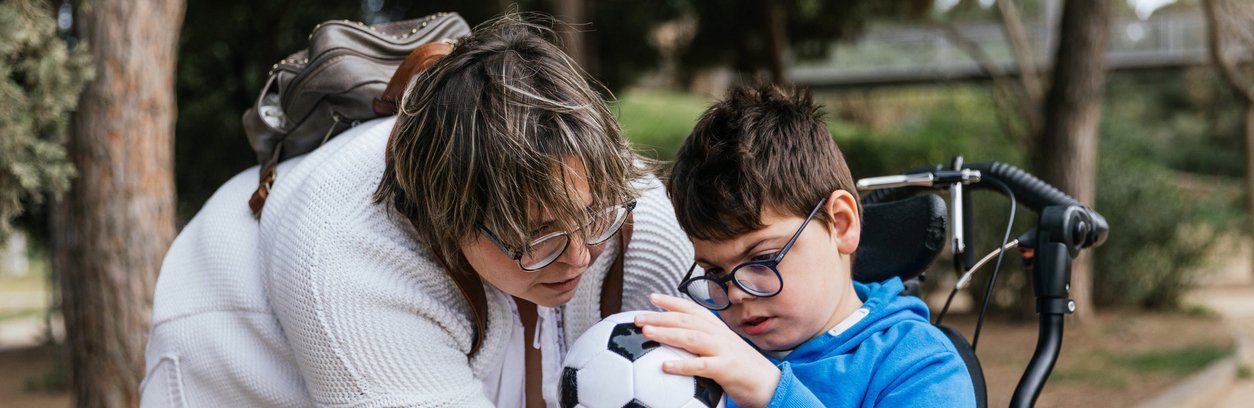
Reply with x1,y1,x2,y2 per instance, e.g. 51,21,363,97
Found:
635,83,976,408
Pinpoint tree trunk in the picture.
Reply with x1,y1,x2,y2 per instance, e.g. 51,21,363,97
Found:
996,0,1043,140
1247,105,1254,268
55,0,184,406
554,0,587,70
763,0,789,84
1034,0,1110,323
1204,0,1254,279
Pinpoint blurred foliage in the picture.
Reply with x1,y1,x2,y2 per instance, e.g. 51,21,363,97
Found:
613,88,710,162
0,0,93,244
1091,72,1243,309
678,0,930,77
172,0,909,221
615,72,1244,311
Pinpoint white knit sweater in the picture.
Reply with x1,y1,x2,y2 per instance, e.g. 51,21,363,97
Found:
140,116,694,408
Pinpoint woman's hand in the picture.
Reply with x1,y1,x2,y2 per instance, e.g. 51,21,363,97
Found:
634,293,781,408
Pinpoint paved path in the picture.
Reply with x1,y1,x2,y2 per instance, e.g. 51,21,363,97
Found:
0,289,60,351
1182,241,1254,408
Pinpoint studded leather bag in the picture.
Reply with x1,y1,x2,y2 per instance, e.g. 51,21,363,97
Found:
242,12,471,217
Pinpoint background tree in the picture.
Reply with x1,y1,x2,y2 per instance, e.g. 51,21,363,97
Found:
1033,0,1111,322
678,0,930,85
1204,0,1254,278
53,0,184,405
938,0,1111,321
0,0,93,244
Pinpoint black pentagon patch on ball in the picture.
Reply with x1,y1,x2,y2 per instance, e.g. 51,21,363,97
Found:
608,322,660,361
623,399,648,408
560,367,578,408
695,376,724,407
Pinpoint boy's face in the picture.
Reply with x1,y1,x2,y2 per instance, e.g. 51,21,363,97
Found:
690,191,862,351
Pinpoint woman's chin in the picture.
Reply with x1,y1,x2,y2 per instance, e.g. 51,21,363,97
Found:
522,273,584,307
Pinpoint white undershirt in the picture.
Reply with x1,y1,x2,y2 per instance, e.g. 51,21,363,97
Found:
482,299,567,408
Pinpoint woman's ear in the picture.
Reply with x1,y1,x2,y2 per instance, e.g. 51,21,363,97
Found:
825,189,861,256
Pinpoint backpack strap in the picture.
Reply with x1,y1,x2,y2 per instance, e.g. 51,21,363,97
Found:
430,215,634,357
373,40,455,116
600,214,632,319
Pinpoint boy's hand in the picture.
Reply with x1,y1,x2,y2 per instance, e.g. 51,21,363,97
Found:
634,293,781,408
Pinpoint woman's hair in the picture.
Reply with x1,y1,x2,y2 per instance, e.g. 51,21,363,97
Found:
375,13,648,268
667,82,860,242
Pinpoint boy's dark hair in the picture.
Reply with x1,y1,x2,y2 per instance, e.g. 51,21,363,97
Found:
667,83,859,241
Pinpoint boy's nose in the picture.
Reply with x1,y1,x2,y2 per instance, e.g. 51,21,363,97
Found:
726,283,757,304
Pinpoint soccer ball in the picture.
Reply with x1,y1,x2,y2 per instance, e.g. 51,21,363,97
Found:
560,311,726,408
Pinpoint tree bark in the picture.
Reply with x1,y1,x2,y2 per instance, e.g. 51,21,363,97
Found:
996,0,1044,140
55,0,184,406
554,0,587,70
763,0,789,84
1204,0,1254,280
1034,0,1110,323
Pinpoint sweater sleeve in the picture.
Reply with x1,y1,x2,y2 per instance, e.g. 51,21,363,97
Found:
619,174,694,313
762,363,826,408
262,117,507,408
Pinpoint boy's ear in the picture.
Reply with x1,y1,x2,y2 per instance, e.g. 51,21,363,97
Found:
825,189,860,256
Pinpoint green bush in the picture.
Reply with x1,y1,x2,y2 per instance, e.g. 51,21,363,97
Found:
0,0,94,244
1090,82,1242,309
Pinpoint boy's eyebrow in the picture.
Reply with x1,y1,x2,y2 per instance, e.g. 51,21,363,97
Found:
696,238,770,266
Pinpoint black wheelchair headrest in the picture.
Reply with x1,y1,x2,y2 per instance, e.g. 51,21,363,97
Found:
852,194,947,284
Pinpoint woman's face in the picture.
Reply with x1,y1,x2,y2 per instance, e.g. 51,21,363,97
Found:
461,156,609,308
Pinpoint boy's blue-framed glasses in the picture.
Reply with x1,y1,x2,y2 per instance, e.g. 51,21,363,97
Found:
476,199,637,272
677,197,828,310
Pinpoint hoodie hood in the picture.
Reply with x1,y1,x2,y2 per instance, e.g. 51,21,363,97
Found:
774,276,928,363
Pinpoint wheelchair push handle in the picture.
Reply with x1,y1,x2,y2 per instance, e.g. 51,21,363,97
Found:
858,161,1108,250
857,159,1111,408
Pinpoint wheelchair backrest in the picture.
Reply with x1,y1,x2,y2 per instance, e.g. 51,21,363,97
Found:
852,194,948,284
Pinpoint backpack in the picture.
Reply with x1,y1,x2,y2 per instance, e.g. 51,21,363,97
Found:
242,12,471,217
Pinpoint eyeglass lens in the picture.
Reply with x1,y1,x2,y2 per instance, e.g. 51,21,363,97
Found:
517,204,631,270
682,265,782,309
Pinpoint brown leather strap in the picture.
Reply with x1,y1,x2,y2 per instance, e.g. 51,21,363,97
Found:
600,214,633,318
248,163,277,218
373,41,454,116
513,296,546,408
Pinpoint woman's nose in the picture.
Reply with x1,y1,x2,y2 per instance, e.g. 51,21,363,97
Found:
556,240,591,268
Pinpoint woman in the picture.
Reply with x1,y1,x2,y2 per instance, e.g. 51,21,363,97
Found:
141,14,691,408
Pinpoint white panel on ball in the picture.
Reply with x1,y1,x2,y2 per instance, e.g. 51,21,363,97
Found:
576,351,635,408
565,319,618,370
633,346,700,408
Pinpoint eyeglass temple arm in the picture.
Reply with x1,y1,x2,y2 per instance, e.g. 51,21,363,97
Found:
681,262,698,282
775,197,829,263
476,223,521,260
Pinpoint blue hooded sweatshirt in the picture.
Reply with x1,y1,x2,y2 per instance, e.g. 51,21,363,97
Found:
729,277,976,408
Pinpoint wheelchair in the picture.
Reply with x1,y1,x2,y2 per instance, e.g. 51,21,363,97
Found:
849,156,1108,408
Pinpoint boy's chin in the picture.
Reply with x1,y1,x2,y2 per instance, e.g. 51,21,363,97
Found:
746,332,805,353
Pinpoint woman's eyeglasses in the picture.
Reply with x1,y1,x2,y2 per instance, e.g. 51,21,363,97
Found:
677,198,827,310
477,199,637,271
